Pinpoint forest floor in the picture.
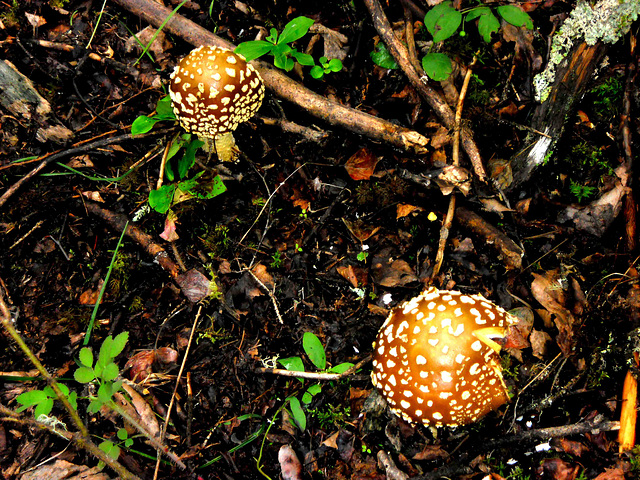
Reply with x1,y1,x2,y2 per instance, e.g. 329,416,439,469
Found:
1,1,639,479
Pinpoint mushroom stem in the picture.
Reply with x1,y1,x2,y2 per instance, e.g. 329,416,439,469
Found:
213,132,239,163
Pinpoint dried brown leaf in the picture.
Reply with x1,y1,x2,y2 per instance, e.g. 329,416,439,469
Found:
344,147,379,181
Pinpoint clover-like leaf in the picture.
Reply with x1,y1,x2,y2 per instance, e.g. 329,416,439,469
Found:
74,366,95,384
101,362,120,383
478,11,500,43
425,2,462,43
79,347,93,368
496,5,533,29
422,52,453,81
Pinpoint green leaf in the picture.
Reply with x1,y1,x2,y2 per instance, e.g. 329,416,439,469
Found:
496,5,533,29
68,391,78,411
291,50,315,66
155,95,174,118
235,41,274,62
149,185,176,214
34,398,54,418
370,43,398,69
125,438,134,448
422,52,453,81
117,428,129,441
303,332,326,370
288,396,306,430
97,382,113,404
102,362,120,383
328,362,354,374
201,174,227,199
110,332,129,358
131,115,158,136
74,366,96,384
279,356,305,372
16,390,48,409
465,6,492,22
88,398,103,414
424,2,462,43
327,58,343,72
278,16,314,45
97,336,114,369
302,383,322,404
178,138,204,179
477,11,500,43
310,65,324,79
79,347,94,368
99,440,121,461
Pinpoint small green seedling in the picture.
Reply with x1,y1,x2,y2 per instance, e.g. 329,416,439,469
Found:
278,332,354,430
74,332,129,414
16,333,129,464
235,16,343,78
569,179,596,203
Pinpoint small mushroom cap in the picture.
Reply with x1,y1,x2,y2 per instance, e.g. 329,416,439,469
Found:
169,45,264,139
371,287,517,427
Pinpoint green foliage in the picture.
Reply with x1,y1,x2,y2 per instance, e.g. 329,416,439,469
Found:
235,16,343,78
270,251,283,269
16,384,77,419
74,332,129,414
148,172,226,215
370,42,398,69
308,403,351,429
420,2,533,81
569,180,596,203
131,95,175,135
278,332,354,431
591,74,624,121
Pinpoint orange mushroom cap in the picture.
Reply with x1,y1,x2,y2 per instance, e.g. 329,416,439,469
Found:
371,287,517,427
169,45,264,139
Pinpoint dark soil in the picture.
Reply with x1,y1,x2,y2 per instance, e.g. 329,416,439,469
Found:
1,1,639,480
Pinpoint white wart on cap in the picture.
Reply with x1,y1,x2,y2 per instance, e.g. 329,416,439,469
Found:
169,45,264,162
371,287,517,427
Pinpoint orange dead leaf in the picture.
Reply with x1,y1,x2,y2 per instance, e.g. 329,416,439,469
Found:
396,203,423,219
344,147,379,181
336,264,367,288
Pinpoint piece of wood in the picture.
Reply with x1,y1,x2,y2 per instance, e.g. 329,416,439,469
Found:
508,42,606,190
0,59,51,120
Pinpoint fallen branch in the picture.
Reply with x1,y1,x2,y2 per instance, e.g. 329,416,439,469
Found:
111,0,430,154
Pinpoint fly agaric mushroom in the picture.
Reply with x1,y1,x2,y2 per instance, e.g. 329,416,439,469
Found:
169,45,265,162
371,287,517,427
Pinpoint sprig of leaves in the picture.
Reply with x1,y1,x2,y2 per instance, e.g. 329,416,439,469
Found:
278,332,354,430
371,2,533,82
235,16,343,79
131,95,176,135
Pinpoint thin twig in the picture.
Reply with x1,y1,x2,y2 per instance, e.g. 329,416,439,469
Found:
256,355,371,380
246,268,283,324
153,305,202,479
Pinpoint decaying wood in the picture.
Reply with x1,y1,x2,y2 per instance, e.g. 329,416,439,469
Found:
111,0,430,154
508,41,607,190
456,207,523,270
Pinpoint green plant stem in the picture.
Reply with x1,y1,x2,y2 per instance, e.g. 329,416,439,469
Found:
0,403,141,480
256,402,288,480
84,220,129,345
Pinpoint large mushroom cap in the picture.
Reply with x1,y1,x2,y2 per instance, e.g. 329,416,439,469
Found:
169,45,264,141
371,287,517,427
